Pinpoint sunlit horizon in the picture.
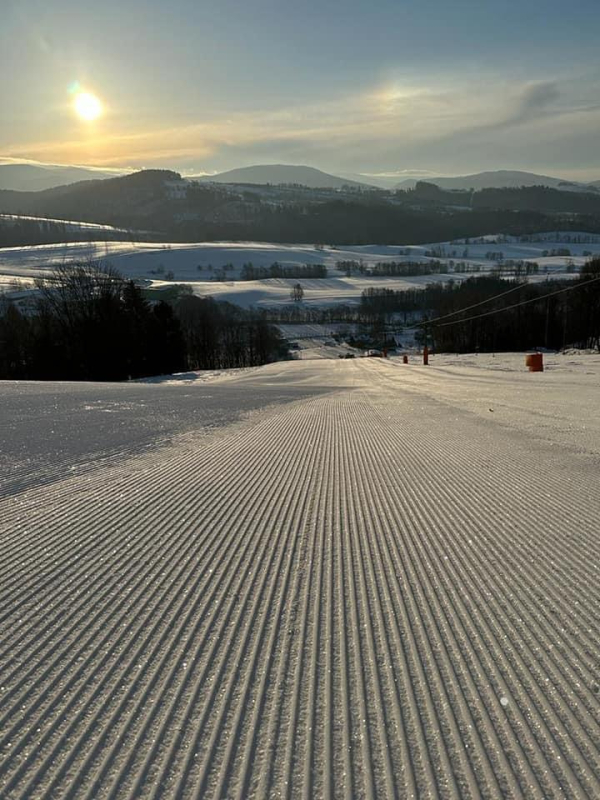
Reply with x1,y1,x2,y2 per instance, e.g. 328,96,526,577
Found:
2,0,599,181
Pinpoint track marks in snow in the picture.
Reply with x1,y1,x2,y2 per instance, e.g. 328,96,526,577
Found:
1,360,599,799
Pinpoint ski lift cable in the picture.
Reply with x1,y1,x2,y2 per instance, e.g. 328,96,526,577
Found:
423,274,600,329
412,280,528,327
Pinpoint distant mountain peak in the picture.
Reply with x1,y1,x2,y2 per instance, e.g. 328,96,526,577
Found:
395,169,597,193
0,163,128,192
192,164,370,189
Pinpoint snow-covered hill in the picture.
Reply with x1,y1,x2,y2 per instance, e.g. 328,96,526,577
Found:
1,233,597,306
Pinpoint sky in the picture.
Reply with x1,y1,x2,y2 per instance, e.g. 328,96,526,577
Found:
2,0,600,181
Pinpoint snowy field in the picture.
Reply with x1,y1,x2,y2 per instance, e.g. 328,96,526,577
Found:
0,232,597,307
1,355,599,798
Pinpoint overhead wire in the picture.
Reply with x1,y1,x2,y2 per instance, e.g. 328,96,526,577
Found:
412,279,528,327
418,273,600,329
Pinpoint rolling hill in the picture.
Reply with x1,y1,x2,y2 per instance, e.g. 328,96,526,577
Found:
396,170,599,193
194,164,370,189
0,163,128,192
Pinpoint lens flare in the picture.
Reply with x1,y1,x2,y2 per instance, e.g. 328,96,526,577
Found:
73,91,102,121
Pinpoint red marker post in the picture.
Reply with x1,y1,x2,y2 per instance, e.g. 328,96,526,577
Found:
423,346,429,366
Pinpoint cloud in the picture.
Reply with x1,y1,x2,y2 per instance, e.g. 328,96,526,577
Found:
0,155,127,172
505,81,561,125
2,73,599,180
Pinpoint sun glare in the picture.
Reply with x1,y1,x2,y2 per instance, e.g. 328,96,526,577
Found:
74,91,103,122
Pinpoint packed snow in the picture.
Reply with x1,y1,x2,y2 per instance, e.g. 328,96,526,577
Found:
1,355,599,798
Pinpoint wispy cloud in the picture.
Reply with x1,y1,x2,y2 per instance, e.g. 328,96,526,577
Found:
2,73,599,179
506,81,561,125
0,155,127,173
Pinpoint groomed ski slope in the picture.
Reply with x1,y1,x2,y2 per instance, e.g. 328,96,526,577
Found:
1,355,599,799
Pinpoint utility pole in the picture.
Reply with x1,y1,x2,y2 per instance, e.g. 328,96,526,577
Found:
423,324,430,365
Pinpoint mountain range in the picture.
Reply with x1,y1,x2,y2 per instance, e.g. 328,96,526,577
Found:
395,170,600,193
1,162,600,195
0,163,127,192
2,167,600,248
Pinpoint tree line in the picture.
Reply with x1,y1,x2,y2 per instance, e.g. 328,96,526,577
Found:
261,261,600,352
406,181,600,215
0,263,285,380
369,260,449,277
361,261,600,351
174,202,600,247
176,294,285,370
239,262,327,280
0,217,130,248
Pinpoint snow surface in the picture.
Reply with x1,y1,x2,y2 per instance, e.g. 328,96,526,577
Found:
1,355,599,798
0,233,596,307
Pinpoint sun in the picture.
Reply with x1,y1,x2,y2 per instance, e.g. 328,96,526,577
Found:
73,91,103,121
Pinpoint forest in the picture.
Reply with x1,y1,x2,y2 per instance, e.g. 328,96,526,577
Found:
3,169,600,247
360,260,600,352
407,181,600,215
239,262,328,280
0,263,285,380
0,217,132,248
262,260,600,353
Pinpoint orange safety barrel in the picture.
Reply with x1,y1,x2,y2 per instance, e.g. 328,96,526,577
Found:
526,352,543,372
